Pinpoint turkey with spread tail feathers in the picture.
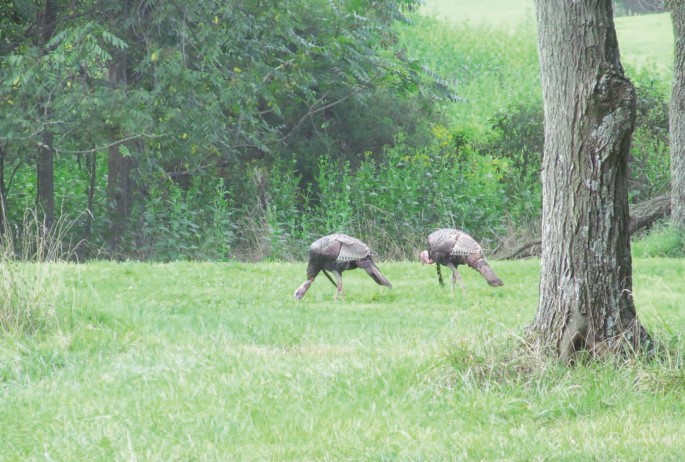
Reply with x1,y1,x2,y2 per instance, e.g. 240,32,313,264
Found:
294,233,392,301
420,228,503,293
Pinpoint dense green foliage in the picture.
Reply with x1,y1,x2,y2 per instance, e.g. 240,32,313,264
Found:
1,0,438,259
0,0,675,261
1,259,684,459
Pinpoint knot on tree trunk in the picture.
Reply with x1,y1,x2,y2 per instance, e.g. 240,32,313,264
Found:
586,72,637,164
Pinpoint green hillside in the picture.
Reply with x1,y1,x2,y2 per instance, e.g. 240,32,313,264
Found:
421,0,535,26
422,0,673,72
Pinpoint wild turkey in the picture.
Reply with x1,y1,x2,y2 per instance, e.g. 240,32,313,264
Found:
419,228,503,293
294,233,392,301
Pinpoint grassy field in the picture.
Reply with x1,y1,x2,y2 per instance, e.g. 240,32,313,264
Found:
1,259,685,460
422,0,674,72
422,0,536,26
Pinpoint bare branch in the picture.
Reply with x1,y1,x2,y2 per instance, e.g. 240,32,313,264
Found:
34,133,166,155
278,70,382,144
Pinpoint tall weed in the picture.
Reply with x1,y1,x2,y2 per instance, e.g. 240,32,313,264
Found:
265,158,311,259
0,210,72,334
139,177,234,261
289,131,509,259
315,156,355,235
231,161,311,261
200,178,235,260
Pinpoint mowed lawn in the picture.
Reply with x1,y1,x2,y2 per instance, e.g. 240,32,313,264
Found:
1,259,684,460
422,0,674,72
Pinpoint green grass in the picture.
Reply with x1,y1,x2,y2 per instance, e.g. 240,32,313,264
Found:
396,13,541,132
616,13,674,73
422,0,674,73
633,223,685,258
1,259,685,460
421,0,536,27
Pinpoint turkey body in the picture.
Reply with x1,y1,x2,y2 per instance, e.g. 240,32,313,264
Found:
294,233,392,300
420,228,503,292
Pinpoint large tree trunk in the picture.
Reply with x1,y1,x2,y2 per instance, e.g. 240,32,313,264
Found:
671,1,685,229
107,139,133,254
106,49,133,254
530,0,650,362
36,0,57,231
37,130,55,230
85,152,96,239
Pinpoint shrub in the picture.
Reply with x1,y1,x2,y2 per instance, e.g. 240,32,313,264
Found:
629,69,671,202
487,98,544,223
306,130,509,258
485,65,670,226
138,177,234,261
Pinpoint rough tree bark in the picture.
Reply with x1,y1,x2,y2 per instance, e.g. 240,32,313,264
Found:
85,152,96,240
106,138,133,253
670,0,685,229
106,48,134,254
36,0,57,230
37,131,55,230
530,0,651,362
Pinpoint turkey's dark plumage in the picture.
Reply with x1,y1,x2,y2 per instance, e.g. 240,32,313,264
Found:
294,233,392,301
420,228,503,292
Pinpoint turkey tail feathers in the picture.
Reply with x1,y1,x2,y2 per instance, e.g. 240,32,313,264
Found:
466,254,504,287
477,264,504,287
364,261,393,288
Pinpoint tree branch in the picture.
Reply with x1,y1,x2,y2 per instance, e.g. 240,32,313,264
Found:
35,133,166,155
278,70,382,144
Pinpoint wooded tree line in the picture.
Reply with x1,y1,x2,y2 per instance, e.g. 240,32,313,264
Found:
0,0,681,262
1,0,446,259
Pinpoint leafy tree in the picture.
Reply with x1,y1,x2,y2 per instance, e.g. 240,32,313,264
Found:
1,1,133,243
1,0,429,258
